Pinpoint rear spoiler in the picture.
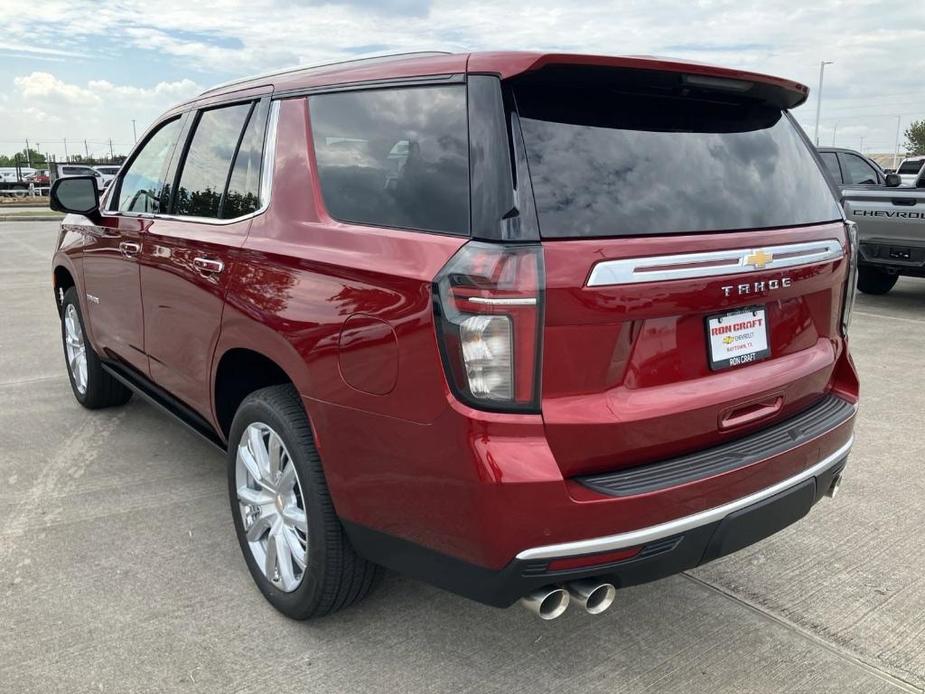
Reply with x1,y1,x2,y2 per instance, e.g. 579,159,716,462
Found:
467,52,809,110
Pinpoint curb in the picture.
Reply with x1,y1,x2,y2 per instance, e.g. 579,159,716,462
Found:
0,216,63,222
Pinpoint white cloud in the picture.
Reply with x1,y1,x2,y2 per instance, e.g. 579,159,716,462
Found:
1,0,924,157
1,72,201,158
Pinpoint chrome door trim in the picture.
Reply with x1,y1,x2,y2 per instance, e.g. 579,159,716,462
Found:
586,238,845,287
515,434,854,561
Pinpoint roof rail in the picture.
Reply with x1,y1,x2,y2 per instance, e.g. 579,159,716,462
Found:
199,50,455,96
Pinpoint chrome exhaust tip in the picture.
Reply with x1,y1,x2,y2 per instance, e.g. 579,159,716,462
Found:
826,472,843,499
520,586,570,620
566,580,617,615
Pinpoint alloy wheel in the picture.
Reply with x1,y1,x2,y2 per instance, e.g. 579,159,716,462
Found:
64,303,88,395
235,422,308,592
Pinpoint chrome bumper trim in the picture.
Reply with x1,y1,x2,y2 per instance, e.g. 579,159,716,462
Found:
516,435,854,561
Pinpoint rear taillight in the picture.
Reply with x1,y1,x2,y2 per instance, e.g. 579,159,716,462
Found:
433,242,544,412
842,220,858,334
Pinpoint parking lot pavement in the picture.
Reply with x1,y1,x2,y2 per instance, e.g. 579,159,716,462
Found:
1,221,922,693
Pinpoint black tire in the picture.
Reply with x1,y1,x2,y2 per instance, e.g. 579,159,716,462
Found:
857,266,898,295
227,384,379,619
60,287,132,409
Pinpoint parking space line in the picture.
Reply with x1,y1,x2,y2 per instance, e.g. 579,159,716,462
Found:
0,375,61,388
682,573,923,693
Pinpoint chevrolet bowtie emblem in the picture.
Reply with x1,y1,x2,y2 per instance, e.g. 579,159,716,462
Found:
744,249,774,269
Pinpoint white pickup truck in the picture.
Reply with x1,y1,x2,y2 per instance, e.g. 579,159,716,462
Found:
895,156,925,187
842,171,925,294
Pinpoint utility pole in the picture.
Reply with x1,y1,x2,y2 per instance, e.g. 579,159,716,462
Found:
893,115,902,170
63,137,69,162
859,136,864,153
132,119,137,142
832,124,838,146
813,60,833,146
25,139,31,167
109,138,114,160
84,139,89,160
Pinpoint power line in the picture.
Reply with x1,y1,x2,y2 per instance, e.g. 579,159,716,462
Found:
822,101,925,116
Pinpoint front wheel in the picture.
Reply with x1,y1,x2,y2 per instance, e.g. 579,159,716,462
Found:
227,384,379,619
857,266,898,295
60,287,132,408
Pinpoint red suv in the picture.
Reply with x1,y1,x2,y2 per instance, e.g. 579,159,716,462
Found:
50,51,858,621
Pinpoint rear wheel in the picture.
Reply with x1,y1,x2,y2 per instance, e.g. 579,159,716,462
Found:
60,287,132,408
857,266,898,295
227,385,379,619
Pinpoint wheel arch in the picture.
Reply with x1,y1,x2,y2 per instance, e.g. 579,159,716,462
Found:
52,263,77,316
211,323,317,444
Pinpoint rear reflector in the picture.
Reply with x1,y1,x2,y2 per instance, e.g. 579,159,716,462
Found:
547,546,642,572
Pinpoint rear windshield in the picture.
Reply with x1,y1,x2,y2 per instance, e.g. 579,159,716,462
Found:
515,84,842,238
898,160,924,174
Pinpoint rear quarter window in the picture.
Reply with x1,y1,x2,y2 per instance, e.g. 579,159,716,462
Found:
515,84,842,238
308,85,469,236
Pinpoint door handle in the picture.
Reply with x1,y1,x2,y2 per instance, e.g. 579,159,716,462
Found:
194,257,225,274
119,241,141,257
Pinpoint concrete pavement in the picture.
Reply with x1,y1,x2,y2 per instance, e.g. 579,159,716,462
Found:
1,222,922,693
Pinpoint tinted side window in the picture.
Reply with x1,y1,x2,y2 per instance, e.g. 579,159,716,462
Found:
118,118,183,213
175,103,252,218
222,100,268,218
841,153,879,185
309,86,469,235
819,152,842,183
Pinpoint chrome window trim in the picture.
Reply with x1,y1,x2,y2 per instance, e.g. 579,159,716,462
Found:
139,99,280,227
586,238,845,287
516,432,854,561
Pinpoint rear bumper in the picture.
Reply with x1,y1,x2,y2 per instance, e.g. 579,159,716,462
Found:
317,353,858,604
344,438,850,607
859,238,925,272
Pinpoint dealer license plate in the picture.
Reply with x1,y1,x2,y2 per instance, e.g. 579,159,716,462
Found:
706,307,770,371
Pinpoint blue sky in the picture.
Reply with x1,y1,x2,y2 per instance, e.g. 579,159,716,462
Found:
2,0,924,160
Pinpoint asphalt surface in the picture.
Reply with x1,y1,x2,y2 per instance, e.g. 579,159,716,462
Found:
1,221,923,693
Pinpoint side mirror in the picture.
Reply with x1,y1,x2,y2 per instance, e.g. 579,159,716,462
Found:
50,176,100,218
885,173,902,188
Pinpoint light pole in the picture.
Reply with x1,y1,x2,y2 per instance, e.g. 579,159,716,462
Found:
893,115,902,170
132,119,137,142
813,60,833,146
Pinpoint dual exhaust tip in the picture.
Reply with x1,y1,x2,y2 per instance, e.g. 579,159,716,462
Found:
520,580,617,620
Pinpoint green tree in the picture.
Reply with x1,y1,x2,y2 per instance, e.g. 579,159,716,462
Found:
904,120,925,156
0,148,47,168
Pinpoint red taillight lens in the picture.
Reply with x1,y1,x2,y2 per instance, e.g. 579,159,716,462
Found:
433,242,544,412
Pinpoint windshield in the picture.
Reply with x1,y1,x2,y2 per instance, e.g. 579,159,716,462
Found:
515,83,842,238
898,160,924,174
